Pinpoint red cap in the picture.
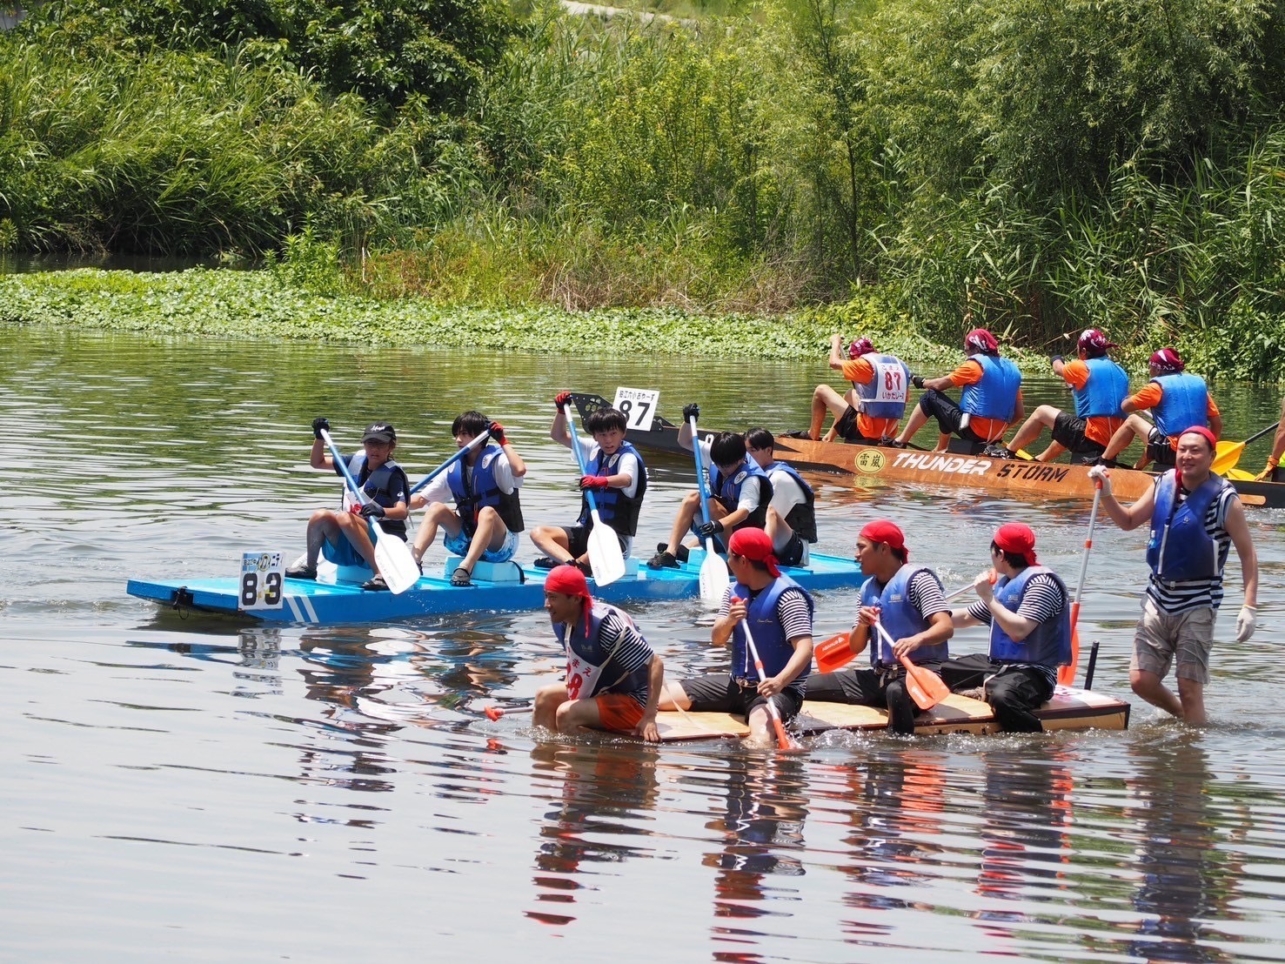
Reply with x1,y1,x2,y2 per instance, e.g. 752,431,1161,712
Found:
993,523,1038,566
545,564,593,631
965,328,1000,354
1078,328,1117,356
848,337,875,359
728,527,780,577
1149,347,1185,372
1179,426,1218,452
859,519,908,560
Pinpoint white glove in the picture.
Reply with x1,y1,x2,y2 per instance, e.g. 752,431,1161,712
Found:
1235,605,1257,643
1087,464,1111,488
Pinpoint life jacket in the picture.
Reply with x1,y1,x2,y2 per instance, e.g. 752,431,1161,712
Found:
960,353,1022,421
709,458,773,530
343,453,410,539
765,461,817,543
554,601,651,701
1151,373,1209,438
731,574,813,686
853,353,911,421
988,566,1072,668
446,444,524,536
860,564,950,668
1072,357,1130,419
577,441,648,537
1146,470,1228,582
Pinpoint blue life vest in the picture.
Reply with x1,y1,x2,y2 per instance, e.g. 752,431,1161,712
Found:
1146,471,1228,582
1151,373,1209,438
341,453,410,539
709,457,773,530
988,566,1072,668
554,601,652,699
731,574,813,687
859,564,950,668
1072,357,1130,419
960,353,1022,421
577,441,647,537
765,460,817,543
854,353,912,421
446,444,525,536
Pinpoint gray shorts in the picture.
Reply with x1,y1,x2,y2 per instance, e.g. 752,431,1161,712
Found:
1131,598,1215,684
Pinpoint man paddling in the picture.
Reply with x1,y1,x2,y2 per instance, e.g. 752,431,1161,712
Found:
1000,328,1130,463
648,410,772,570
1097,348,1222,470
805,520,952,734
1255,397,1285,481
890,328,1024,454
533,565,664,741
659,528,814,745
942,523,1071,732
530,394,647,572
286,420,410,592
808,334,910,443
746,427,817,568
408,411,527,587
1089,427,1258,725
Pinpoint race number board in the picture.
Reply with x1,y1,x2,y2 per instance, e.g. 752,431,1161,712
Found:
239,552,284,611
611,387,660,432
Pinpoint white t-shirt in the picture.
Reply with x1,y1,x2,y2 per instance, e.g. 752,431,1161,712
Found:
766,467,807,552
697,439,763,512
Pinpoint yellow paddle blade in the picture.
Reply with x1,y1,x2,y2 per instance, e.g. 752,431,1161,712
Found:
1227,467,1256,481
1211,439,1246,476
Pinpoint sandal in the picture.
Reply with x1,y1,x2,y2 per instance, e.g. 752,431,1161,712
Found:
450,567,472,587
361,575,389,592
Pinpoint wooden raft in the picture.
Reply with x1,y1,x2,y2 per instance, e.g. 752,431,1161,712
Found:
654,686,1129,742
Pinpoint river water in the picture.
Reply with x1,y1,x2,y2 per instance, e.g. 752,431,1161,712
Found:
4,326,1285,962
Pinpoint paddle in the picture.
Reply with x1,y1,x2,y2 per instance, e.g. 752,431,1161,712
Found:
409,428,491,495
319,428,421,595
1212,420,1281,475
739,616,799,750
873,621,950,711
688,413,731,606
560,403,627,586
1059,479,1102,686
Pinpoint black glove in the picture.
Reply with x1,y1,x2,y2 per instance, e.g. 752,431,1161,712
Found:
554,391,573,411
911,375,925,389
488,420,506,445
696,520,724,538
360,502,386,519
682,403,700,422
1051,354,1064,366
312,416,330,439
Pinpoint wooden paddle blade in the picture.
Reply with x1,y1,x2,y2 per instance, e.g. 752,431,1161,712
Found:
698,540,729,606
586,512,627,586
900,656,949,710
1211,440,1246,475
374,533,421,595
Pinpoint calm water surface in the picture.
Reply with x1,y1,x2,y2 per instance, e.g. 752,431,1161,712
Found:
4,327,1285,962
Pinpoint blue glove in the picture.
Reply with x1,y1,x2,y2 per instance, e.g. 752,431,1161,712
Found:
360,502,387,520
696,520,724,538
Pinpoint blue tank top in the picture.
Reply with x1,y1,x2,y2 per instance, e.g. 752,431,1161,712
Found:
854,353,912,420
960,353,1022,421
859,564,950,668
1151,373,1208,438
1072,357,1130,419
1146,471,1228,582
446,444,524,536
731,574,813,686
576,441,648,536
988,566,1072,668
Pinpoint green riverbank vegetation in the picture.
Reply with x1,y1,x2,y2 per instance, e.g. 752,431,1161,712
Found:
3,1,1285,377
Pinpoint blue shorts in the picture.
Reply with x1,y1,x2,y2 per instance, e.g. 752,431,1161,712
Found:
444,528,519,563
321,533,369,569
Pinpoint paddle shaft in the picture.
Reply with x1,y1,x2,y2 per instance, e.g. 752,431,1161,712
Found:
562,403,602,516
409,430,491,495
739,620,796,750
873,620,947,710
688,414,716,529
1059,481,1101,687
320,429,391,539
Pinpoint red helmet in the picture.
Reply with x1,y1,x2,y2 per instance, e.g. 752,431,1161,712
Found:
1149,347,1185,373
1077,328,1117,356
965,328,1000,354
848,337,876,359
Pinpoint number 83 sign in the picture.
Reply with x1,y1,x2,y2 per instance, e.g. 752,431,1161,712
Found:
239,552,285,610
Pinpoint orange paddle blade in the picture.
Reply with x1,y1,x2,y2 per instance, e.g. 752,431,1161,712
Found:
1058,601,1082,687
814,632,854,673
900,656,950,710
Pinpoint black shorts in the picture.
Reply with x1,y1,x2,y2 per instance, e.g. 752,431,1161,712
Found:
777,530,806,567
562,524,627,558
916,389,986,442
1050,411,1105,457
833,406,883,444
1146,429,1177,467
678,673,805,724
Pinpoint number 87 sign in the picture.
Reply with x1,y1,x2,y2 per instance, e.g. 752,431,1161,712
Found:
239,552,285,610
611,387,660,431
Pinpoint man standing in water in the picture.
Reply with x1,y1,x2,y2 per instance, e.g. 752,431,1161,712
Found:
1090,427,1258,725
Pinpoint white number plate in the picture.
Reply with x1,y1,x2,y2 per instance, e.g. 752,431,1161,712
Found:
239,552,285,611
611,387,660,431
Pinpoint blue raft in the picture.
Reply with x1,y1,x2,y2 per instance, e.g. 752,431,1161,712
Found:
127,548,865,626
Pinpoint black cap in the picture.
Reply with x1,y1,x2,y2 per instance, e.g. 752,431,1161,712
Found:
362,422,396,443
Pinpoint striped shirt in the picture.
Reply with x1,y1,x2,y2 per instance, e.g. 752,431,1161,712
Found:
1146,480,1238,614
906,569,950,619
591,609,656,706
